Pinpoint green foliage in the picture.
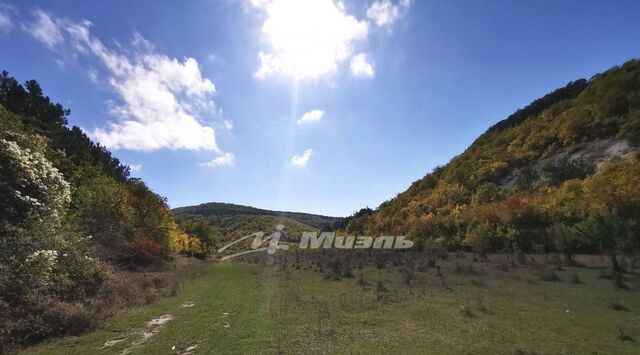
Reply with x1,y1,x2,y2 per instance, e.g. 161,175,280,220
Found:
173,202,343,230
471,182,505,205
540,157,595,186
464,222,496,257
179,220,221,256
0,128,110,349
173,202,331,246
72,175,135,237
574,213,634,256
345,208,374,234
0,71,129,182
546,223,583,262
485,79,588,134
181,214,318,243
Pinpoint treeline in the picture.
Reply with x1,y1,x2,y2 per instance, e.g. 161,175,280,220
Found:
0,71,219,350
345,60,640,268
174,213,318,243
173,201,343,230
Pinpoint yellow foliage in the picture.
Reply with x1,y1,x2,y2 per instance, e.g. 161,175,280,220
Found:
168,221,190,254
584,155,640,218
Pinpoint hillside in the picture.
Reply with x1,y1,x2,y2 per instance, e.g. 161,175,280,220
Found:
173,202,343,228
346,60,640,259
0,71,217,351
173,202,344,240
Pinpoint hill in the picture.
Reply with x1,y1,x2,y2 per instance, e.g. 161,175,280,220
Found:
173,202,345,240
345,60,640,262
173,202,343,228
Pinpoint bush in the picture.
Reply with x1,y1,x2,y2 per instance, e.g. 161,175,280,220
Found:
540,268,562,282
608,302,629,312
570,274,584,284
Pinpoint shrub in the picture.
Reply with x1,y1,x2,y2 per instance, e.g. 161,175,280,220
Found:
540,268,562,282
133,236,163,265
570,274,584,284
459,304,475,318
608,302,629,312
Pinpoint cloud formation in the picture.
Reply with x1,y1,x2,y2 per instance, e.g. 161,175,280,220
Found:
366,0,412,27
23,11,231,162
0,3,14,33
129,164,142,172
223,119,233,130
201,152,235,167
24,10,63,47
297,109,324,125
290,148,312,167
350,53,374,77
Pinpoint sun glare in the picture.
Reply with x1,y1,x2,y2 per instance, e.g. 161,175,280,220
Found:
255,0,368,79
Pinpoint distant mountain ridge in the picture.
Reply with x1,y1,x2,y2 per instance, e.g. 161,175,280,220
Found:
172,202,344,230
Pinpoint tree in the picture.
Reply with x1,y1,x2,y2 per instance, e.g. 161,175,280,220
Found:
1,71,129,182
464,222,495,261
584,155,640,219
0,133,108,319
500,195,549,251
72,175,134,237
574,212,633,271
546,223,583,264
179,220,221,257
471,182,505,205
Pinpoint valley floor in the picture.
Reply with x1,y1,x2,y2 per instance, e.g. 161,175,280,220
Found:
23,256,640,354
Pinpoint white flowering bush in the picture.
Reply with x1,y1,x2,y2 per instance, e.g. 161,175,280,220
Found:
0,137,71,232
0,134,110,349
0,136,73,298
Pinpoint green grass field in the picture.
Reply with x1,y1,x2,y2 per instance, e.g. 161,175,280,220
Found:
24,256,640,354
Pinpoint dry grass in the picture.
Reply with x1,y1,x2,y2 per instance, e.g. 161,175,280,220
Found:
1,257,207,353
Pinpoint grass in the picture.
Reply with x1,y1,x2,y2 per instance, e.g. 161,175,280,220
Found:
23,256,640,354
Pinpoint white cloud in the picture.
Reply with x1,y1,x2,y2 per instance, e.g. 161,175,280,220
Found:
86,68,99,83
130,31,154,51
0,3,14,33
296,109,324,125
201,152,235,167
290,148,312,167
366,0,412,27
129,164,142,172
55,58,65,67
208,53,225,65
350,53,374,77
252,0,368,79
23,10,64,48
223,119,233,130
24,11,228,157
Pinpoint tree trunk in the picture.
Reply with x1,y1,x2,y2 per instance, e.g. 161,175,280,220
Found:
610,253,621,272
564,251,574,265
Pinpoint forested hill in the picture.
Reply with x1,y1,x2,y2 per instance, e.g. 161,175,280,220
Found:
173,203,345,241
344,59,640,261
173,202,343,229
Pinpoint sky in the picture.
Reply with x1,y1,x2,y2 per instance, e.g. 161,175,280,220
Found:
1,0,640,217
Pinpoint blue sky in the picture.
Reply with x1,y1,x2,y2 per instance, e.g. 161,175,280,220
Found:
1,0,639,217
